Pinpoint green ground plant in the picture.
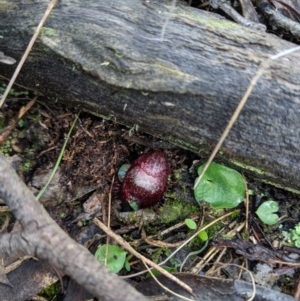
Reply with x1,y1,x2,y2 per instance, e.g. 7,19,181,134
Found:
283,222,300,248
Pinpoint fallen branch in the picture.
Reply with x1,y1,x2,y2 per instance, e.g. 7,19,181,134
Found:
94,218,194,296
0,153,148,301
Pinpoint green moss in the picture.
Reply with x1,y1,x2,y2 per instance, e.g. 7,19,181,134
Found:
230,210,240,219
115,210,143,227
173,168,182,181
0,212,13,229
19,159,33,173
39,281,61,300
0,111,5,129
126,211,141,226
152,247,167,264
151,247,180,267
116,166,199,226
159,198,199,225
205,219,223,238
0,138,12,156
187,234,205,250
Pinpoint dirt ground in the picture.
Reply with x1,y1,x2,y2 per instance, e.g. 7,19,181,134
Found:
1,0,300,299
1,89,300,300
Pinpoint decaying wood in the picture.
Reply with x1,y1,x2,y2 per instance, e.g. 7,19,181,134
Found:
0,0,300,191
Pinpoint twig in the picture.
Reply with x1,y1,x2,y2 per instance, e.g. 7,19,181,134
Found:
142,229,185,248
105,176,115,266
0,75,42,94
123,210,237,279
257,0,300,39
192,221,245,274
191,246,219,274
137,216,199,248
93,218,195,296
179,240,209,272
0,0,57,108
0,153,148,301
244,179,249,234
294,277,300,299
142,259,196,301
0,206,10,212
36,112,80,200
209,0,266,30
0,97,37,145
213,262,256,301
206,247,227,276
161,0,177,41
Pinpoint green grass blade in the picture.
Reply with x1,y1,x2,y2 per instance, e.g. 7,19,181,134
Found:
36,112,80,200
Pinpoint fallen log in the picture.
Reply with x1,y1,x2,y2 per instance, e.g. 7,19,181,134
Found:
1,0,300,190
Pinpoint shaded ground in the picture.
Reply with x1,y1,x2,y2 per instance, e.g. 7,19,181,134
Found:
1,1,300,300
1,88,300,299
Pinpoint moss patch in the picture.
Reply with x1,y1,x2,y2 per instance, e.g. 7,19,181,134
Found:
39,281,61,301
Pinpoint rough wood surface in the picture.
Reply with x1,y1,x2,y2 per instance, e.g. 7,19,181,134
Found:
1,0,300,190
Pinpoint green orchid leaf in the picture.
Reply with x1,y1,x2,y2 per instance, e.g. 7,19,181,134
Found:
124,257,131,272
256,200,279,225
95,245,127,273
198,230,208,241
118,164,130,181
185,218,197,230
128,200,139,211
194,162,245,209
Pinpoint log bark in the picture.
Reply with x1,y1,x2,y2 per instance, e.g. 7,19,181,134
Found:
1,0,300,190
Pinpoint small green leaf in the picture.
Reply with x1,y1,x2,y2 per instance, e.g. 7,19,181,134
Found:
18,119,25,128
291,231,300,241
198,230,208,241
248,189,255,195
118,164,130,181
128,200,139,211
95,245,127,273
185,218,197,230
124,257,131,271
194,162,245,209
256,200,279,225
282,231,291,241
